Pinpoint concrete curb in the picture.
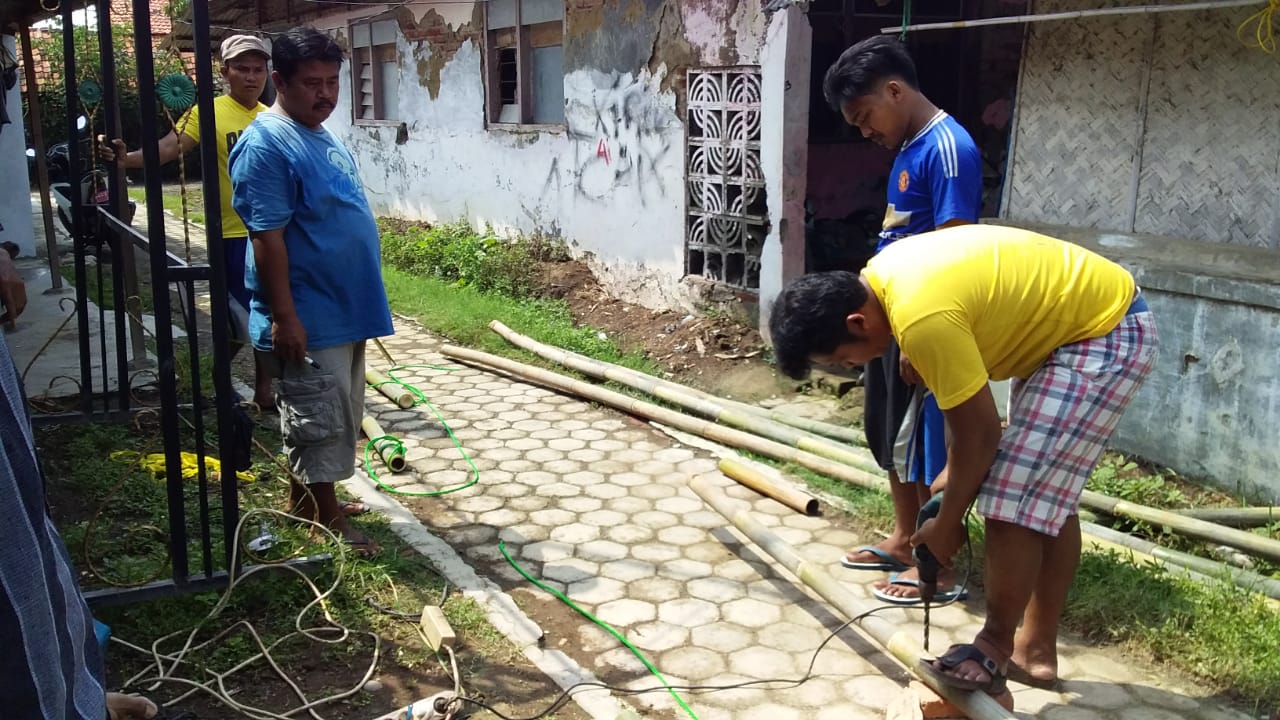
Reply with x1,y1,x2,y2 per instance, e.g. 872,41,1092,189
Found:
340,471,630,720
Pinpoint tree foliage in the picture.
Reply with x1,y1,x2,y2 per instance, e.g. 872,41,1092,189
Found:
26,21,188,150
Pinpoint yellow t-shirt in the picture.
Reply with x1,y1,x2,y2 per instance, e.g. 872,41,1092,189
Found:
178,95,267,239
863,224,1136,410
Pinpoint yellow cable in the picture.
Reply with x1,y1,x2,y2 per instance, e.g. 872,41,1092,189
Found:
1238,0,1279,54
109,449,255,483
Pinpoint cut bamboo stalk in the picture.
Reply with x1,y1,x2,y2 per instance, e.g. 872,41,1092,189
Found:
1082,521,1280,600
360,416,407,473
488,320,865,446
366,368,416,409
1169,506,1280,528
1080,490,1280,564
689,475,1016,720
718,456,820,516
439,345,888,493
487,321,880,473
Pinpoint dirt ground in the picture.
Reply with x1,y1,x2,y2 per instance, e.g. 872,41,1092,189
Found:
536,260,801,404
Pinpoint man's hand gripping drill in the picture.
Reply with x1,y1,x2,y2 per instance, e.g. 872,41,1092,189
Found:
912,493,945,653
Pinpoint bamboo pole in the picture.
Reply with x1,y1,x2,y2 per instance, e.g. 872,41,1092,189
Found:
1169,506,1280,528
488,321,865,446
718,457,820,516
366,368,416,409
439,345,888,492
487,321,880,473
360,416,407,473
688,475,1016,720
1080,490,1280,564
1081,521,1280,601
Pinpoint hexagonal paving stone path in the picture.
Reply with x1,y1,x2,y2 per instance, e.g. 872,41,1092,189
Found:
352,318,1250,720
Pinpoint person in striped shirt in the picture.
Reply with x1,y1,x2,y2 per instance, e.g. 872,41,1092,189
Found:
1,252,158,719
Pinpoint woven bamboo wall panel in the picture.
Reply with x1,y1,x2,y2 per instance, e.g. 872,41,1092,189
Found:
1006,0,1148,229
1133,11,1280,247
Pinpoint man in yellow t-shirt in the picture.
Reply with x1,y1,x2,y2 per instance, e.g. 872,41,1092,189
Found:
100,35,274,409
768,224,1158,699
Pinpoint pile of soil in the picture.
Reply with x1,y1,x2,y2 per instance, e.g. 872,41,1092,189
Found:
536,259,784,399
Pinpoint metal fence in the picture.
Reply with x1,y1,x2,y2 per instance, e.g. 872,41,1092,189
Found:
34,0,244,606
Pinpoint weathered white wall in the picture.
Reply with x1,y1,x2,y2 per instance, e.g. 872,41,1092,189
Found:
758,6,809,340
307,0,775,312
314,7,688,310
0,35,36,257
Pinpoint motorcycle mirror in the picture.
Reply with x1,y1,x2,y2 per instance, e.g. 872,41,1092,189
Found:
76,116,88,131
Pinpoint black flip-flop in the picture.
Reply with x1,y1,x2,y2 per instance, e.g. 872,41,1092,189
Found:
917,643,1008,695
1006,661,1063,690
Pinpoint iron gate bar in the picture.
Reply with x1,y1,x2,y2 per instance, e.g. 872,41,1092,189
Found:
83,554,334,609
62,0,93,415
192,0,243,576
131,0,190,583
97,0,131,416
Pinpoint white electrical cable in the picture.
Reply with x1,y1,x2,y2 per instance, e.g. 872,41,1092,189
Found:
112,508,381,720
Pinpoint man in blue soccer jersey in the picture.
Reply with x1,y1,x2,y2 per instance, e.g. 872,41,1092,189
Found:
821,36,982,605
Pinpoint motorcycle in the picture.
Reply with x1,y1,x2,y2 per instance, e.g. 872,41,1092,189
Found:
46,115,136,258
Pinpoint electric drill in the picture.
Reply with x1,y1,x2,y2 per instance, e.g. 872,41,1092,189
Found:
912,492,945,652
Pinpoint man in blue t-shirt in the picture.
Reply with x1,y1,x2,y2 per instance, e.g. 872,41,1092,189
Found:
230,26,394,556
821,36,982,604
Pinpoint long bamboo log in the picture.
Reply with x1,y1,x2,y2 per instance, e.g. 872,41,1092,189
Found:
439,345,888,492
718,457,820,516
688,475,1016,720
1081,521,1280,600
367,368,416,409
1080,490,1280,564
1169,506,1280,528
489,320,865,446
487,321,880,473
361,416,407,473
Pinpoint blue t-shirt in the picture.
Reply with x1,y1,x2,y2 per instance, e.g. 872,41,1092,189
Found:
877,111,981,486
228,112,393,352
877,111,982,253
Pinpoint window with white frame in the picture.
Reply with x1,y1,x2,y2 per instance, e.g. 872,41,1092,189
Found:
485,0,564,126
351,19,401,123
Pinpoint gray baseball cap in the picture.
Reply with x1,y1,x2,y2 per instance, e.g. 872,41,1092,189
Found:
220,35,270,62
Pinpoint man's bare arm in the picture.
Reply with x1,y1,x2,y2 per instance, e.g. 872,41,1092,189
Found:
98,130,197,169
910,384,1002,565
252,229,307,362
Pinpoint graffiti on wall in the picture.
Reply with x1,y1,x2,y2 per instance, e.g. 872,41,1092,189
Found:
563,72,678,205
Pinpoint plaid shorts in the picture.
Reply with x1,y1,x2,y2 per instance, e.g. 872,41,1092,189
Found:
977,301,1159,536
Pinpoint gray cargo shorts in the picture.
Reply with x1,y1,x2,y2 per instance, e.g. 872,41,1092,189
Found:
258,341,366,485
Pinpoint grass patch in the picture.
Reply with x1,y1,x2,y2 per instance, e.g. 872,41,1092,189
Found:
383,266,658,376
129,186,206,226
379,218,657,378
36,416,534,716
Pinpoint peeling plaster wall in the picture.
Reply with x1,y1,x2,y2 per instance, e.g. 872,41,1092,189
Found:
312,0,768,310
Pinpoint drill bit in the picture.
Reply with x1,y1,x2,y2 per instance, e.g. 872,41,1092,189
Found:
913,493,944,654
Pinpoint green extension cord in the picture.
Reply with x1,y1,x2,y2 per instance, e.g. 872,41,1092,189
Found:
363,365,479,497
499,541,699,720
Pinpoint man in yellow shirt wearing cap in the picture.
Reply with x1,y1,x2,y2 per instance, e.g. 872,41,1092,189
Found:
101,35,274,410
768,224,1158,700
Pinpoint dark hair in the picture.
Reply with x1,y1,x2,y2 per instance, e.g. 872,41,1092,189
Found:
272,26,346,82
768,271,869,379
823,35,918,111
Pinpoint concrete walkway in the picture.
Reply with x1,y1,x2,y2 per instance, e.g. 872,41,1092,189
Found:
343,316,1250,720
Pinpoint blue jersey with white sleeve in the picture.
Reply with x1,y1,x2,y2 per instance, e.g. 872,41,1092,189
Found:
877,111,982,252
